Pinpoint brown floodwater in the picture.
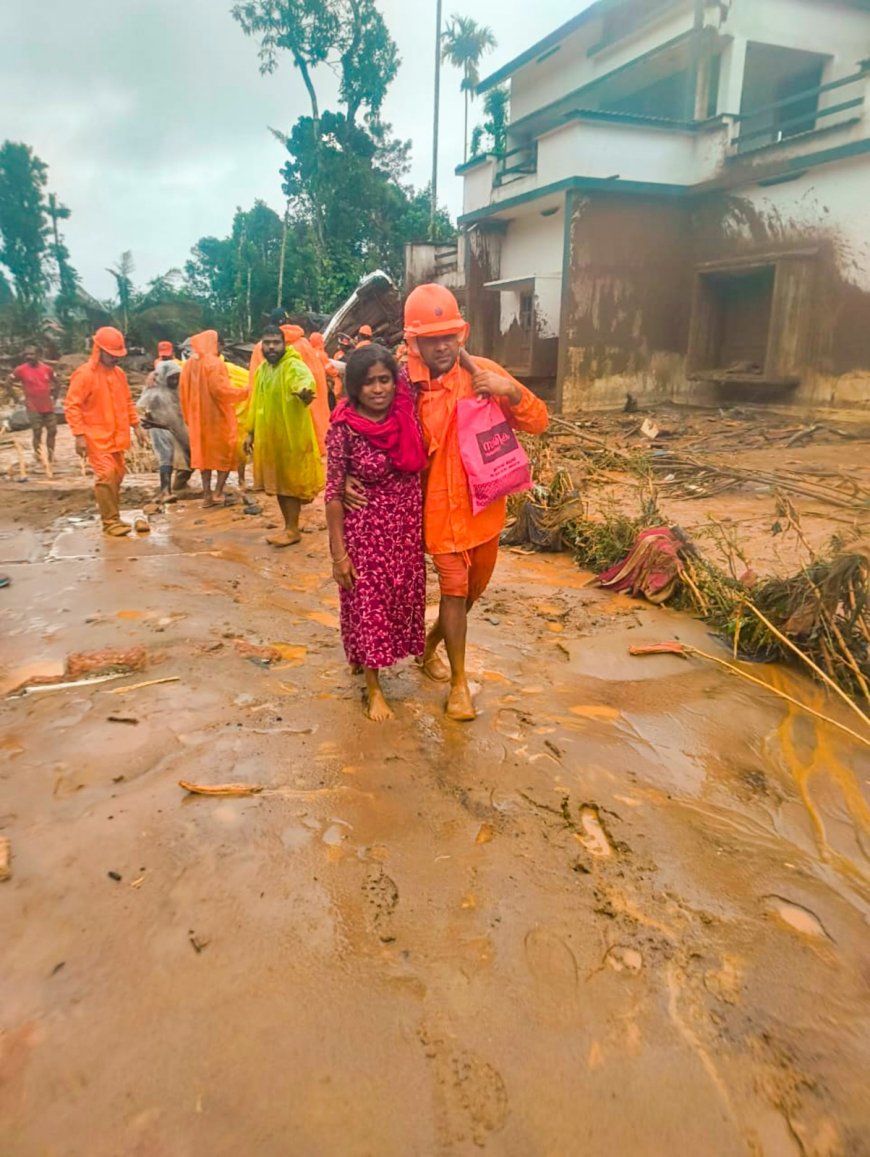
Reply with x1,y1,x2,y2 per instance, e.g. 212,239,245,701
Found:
1,468,869,1155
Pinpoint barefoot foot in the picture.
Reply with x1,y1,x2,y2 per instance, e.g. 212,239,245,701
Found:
266,529,302,547
420,653,451,682
366,688,395,722
445,681,475,722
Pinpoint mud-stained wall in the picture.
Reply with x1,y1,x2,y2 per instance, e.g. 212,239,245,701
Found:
691,157,870,407
558,191,693,411
556,158,870,411
465,223,505,359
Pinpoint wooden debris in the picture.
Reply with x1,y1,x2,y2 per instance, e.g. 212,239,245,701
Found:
105,676,180,695
178,781,265,797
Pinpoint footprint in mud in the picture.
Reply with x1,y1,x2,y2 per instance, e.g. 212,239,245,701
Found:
418,1024,508,1148
764,896,832,941
524,928,580,1008
605,945,644,976
493,707,534,742
575,805,614,859
363,864,399,943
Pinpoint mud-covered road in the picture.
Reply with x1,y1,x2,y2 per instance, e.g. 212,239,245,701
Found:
1,438,869,1155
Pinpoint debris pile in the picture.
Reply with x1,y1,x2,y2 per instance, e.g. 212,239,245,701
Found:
509,407,870,700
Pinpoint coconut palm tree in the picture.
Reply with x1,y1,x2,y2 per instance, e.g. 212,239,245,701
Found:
441,15,497,162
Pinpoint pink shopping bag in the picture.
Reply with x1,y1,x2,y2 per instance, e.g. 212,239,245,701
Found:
456,396,532,515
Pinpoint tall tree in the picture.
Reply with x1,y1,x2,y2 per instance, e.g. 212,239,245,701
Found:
232,0,399,277
0,141,50,324
441,15,497,162
106,250,135,333
46,192,79,326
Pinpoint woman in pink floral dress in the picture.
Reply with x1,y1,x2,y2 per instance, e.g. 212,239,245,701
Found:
325,346,427,721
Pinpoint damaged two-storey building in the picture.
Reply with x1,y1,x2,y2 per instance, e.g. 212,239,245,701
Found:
446,0,870,410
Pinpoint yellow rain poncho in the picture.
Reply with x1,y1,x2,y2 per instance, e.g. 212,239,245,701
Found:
245,347,324,501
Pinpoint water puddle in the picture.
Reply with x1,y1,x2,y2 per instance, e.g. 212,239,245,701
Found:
569,704,621,721
764,896,832,941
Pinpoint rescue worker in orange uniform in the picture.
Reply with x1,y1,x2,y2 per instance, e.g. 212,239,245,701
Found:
310,331,342,406
65,326,149,537
248,324,329,453
179,330,243,507
355,324,373,348
347,285,548,720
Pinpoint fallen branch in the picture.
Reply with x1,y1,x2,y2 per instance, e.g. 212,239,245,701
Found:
179,781,264,797
742,599,870,732
105,676,180,695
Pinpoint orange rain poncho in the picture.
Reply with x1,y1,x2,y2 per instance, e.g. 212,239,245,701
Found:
249,326,329,452
180,331,242,472
64,327,140,480
404,284,549,556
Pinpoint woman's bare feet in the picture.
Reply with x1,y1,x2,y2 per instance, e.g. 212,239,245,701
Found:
445,681,475,721
364,669,394,721
366,686,395,722
266,529,302,547
202,495,216,509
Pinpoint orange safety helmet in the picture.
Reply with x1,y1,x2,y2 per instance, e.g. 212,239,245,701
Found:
358,324,373,338
157,340,174,357
93,326,127,358
404,284,468,341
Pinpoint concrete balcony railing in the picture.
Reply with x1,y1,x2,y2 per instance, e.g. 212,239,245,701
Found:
729,69,869,159
461,111,730,217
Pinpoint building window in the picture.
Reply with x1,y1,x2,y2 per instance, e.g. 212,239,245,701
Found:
738,43,827,152
687,253,817,388
519,291,534,333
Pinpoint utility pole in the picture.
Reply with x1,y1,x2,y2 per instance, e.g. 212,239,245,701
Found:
430,0,443,240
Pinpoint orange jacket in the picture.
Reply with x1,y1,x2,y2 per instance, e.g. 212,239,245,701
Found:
180,331,240,472
409,351,549,555
249,325,328,452
65,348,139,453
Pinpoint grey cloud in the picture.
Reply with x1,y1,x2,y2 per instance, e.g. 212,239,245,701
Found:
2,0,582,296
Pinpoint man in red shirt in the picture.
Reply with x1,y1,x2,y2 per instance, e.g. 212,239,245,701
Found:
10,346,60,462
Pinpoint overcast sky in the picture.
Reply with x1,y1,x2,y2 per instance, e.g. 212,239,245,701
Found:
1,0,586,299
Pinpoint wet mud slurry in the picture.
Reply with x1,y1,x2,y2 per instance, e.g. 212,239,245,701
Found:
1,469,870,1155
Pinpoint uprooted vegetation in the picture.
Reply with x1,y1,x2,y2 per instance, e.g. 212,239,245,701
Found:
507,407,870,700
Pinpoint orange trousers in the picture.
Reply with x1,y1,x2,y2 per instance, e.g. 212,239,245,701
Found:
432,536,500,603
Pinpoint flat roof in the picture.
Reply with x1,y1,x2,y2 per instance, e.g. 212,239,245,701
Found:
477,0,870,93
477,0,615,93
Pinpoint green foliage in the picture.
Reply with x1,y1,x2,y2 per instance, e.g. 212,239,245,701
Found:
232,0,398,123
0,142,50,325
483,85,509,155
185,200,316,336
279,113,455,309
47,193,79,328
469,85,509,158
441,14,497,159
106,250,135,333
441,15,496,92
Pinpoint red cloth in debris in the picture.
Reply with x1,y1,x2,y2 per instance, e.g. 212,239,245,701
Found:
597,526,684,604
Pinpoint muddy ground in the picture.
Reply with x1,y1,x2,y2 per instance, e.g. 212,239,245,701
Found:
1,426,869,1156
